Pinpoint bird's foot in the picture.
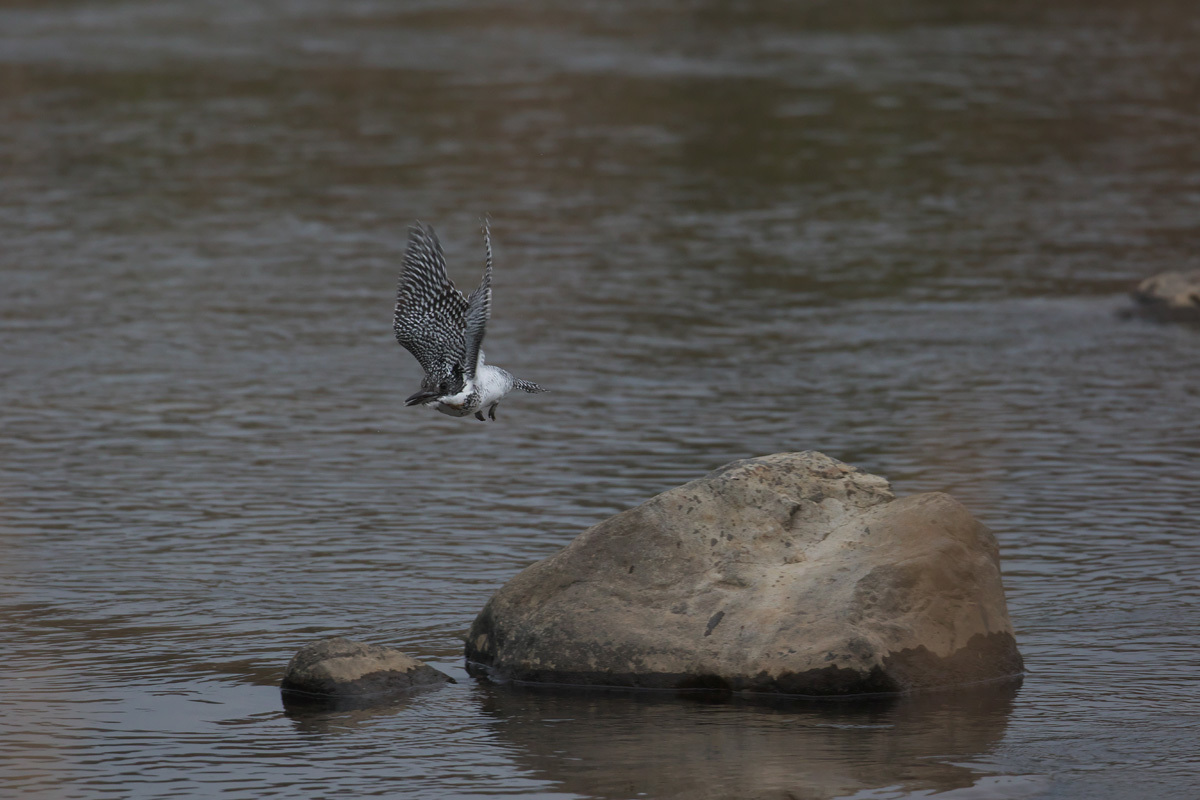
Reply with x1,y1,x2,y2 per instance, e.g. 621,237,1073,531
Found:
488,404,498,421
474,411,486,421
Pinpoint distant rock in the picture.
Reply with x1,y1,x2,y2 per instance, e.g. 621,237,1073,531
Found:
281,637,453,700
1130,270,1200,322
466,452,1023,696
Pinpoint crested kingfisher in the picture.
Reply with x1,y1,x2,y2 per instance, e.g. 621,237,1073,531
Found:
392,219,547,421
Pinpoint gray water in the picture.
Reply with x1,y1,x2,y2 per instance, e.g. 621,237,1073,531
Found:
1,1,1198,798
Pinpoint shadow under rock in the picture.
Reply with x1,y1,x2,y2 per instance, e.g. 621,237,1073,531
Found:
476,679,1022,800
281,685,440,734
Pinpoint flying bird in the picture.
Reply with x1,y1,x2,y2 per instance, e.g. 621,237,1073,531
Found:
393,219,546,421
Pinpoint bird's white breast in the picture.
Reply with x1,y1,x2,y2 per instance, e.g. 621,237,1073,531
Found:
428,355,513,417
474,363,514,406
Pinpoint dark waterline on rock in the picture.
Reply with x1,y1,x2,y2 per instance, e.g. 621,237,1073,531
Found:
2,1,1199,799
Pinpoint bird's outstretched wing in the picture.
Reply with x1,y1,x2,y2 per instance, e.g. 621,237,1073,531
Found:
393,223,468,393
461,218,493,380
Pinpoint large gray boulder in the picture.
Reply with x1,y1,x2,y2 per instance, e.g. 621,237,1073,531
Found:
466,452,1023,695
281,637,453,700
1130,270,1200,321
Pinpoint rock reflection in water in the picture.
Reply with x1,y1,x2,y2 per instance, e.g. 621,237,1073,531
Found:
282,690,426,736
479,681,1021,800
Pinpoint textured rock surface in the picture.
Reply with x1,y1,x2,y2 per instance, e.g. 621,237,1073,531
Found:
1130,270,1200,321
466,452,1023,695
281,637,453,698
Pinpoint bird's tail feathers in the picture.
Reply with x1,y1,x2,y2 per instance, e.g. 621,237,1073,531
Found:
513,378,548,394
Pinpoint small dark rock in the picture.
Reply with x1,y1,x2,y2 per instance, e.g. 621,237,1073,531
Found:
281,637,453,701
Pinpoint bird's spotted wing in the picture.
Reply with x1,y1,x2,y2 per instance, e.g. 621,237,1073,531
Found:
461,218,493,380
393,223,468,391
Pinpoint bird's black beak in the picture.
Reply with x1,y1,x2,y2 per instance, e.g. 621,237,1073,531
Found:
405,390,439,406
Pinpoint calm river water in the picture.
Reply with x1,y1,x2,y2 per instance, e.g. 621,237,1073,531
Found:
1,1,1198,798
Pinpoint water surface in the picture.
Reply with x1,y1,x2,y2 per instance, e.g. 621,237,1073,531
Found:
1,1,1198,798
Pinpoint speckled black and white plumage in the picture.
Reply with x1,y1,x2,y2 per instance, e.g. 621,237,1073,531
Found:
392,220,547,421
393,224,470,397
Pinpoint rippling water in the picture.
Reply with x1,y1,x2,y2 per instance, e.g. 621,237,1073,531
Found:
2,1,1198,798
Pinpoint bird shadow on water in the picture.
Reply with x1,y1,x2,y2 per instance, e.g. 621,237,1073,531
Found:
475,679,1024,800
